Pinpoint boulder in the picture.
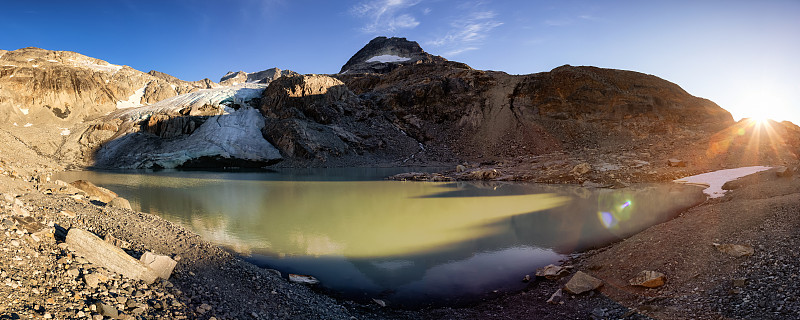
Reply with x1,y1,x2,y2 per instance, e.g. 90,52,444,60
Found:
563,271,603,295
69,180,117,203
84,273,108,288
65,228,158,284
628,270,666,288
289,274,320,285
458,168,500,180
776,166,794,178
668,159,686,167
535,264,572,280
140,251,177,280
713,243,754,257
108,197,132,210
570,163,592,176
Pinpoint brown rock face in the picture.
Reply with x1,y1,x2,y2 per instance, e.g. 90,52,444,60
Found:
259,74,421,164
0,47,217,167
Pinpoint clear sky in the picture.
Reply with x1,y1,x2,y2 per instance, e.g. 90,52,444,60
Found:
2,0,798,124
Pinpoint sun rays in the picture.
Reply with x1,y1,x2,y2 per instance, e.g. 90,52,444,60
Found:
706,118,789,166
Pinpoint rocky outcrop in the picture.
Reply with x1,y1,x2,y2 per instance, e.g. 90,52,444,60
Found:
259,74,420,164
339,37,454,74
220,68,297,86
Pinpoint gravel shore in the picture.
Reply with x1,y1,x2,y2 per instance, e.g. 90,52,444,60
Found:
1,164,798,319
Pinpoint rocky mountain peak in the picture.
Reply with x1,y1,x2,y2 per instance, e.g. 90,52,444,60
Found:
219,68,297,86
339,36,446,74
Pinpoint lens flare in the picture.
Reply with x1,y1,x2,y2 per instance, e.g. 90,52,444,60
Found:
598,211,617,228
620,200,631,209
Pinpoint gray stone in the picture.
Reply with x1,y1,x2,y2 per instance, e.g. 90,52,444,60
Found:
546,288,565,304
108,197,132,210
84,273,107,288
628,270,666,288
776,166,794,178
563,271,603,295
714,243,754,257
66,268,80,279
140,251,177,280
668,158,686,167
455,164,466,173
570,163,592,176
95,303,119,318
536,264,572,280
289,274,320,285
66,228,158,284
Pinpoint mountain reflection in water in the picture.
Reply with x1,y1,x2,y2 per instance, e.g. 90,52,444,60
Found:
55,169,705,305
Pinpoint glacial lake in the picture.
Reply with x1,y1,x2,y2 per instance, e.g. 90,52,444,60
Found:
56,168,705,306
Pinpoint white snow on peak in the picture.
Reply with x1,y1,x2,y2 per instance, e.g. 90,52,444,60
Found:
60,128,71,136
674,166,772,198
31,64,39,68
116,85,148,109
19,108,28,115
366,54,411,63
47,59,58,63
74,60,123,73
23,123,33,127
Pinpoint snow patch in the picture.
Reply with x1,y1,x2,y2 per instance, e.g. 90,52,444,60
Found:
31,64,39,68
26,58,33,62
60,128,71,136
19,108,28,115
75,60,123,73
116,85,147,109
9,74,14,78
170,84,176,90
674,166,772,198
23,123,32,127
12,123,18,126
2,64,16,67
47,59,58,63
366,54,411,63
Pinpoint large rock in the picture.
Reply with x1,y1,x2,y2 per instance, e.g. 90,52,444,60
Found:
628,270,666,288
536,264,572,280
563,271,603,295
107,197,132,210
140,251,177,280
69,180,117,203
65,228,158,284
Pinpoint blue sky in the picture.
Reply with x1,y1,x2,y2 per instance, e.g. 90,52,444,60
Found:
2,0,799,124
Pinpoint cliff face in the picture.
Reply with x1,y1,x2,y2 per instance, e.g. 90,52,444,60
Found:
0,47,216,166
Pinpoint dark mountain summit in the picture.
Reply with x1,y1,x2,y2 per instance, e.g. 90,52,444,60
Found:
338,36,451,74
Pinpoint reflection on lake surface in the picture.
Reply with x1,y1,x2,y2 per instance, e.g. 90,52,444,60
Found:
56,169,705,305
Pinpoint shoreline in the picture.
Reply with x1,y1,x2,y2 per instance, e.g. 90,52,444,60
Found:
1,163,798,319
